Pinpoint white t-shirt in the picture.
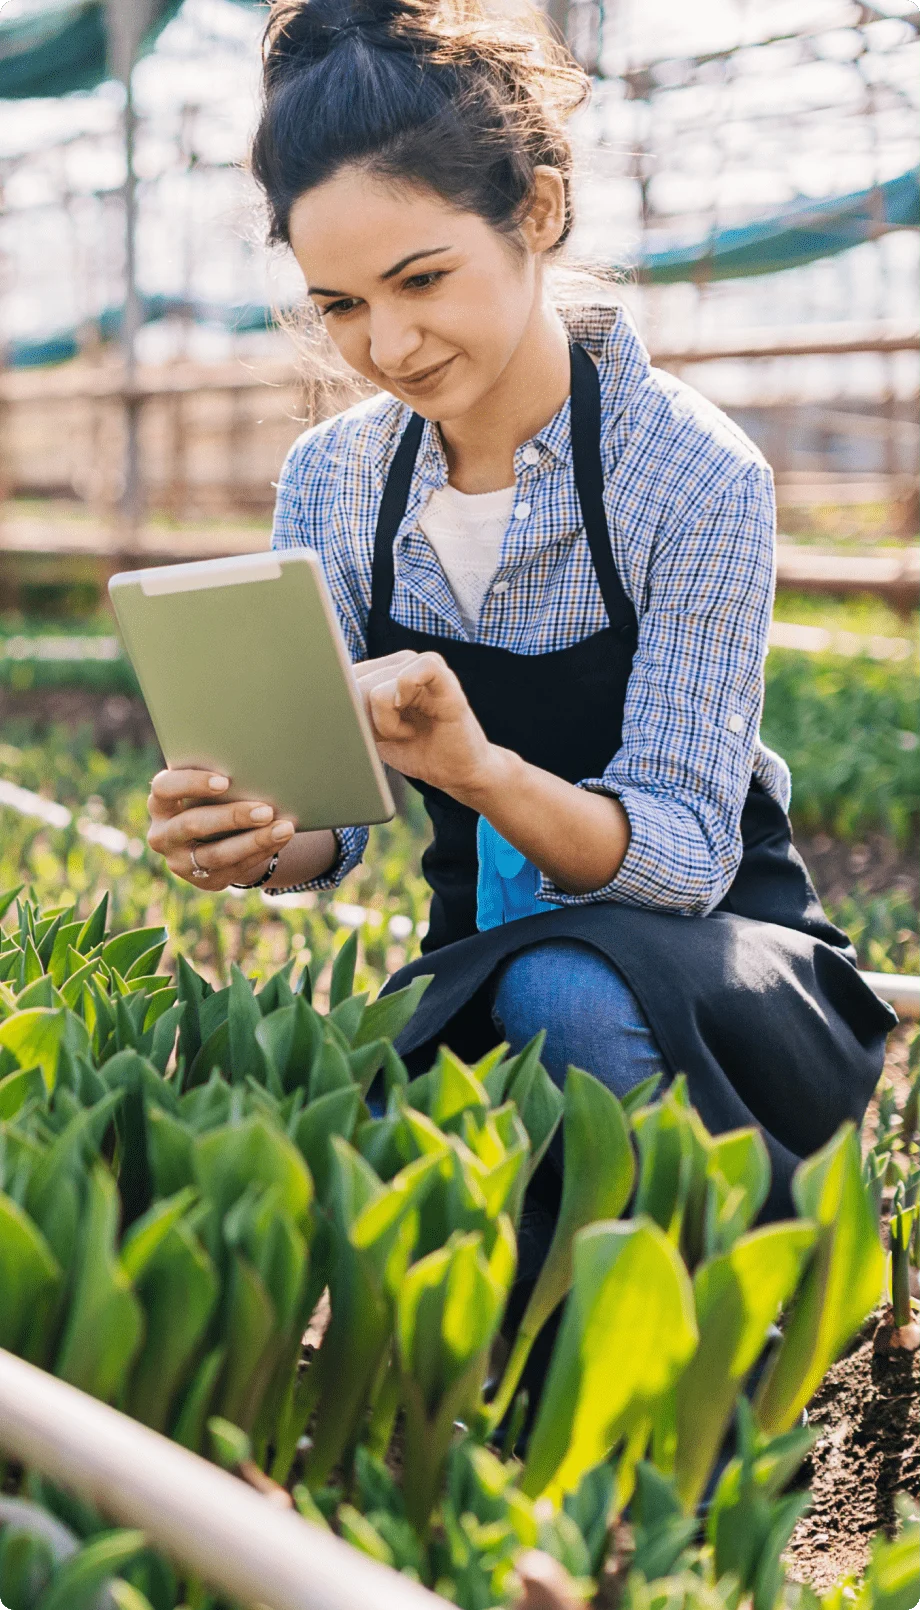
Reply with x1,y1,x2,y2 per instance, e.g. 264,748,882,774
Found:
418,481,515,636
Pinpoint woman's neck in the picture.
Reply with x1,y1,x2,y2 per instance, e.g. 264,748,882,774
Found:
439,302,571,493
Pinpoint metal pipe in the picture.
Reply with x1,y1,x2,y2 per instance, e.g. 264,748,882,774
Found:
0,1349,443,1610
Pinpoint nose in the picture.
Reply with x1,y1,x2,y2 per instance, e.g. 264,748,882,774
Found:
367,306,423,376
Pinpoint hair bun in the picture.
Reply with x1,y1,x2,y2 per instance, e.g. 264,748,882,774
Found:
263,0,435,81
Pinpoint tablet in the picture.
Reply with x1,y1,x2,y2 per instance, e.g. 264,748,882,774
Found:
109,550,394,831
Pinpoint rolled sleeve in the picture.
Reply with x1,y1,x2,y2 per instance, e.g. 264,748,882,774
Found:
539,463,776,916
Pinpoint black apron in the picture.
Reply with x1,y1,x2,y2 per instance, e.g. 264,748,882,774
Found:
368,344,894,1216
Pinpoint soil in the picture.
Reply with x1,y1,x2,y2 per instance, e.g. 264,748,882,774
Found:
785,1310,920,1593
0,688,157,752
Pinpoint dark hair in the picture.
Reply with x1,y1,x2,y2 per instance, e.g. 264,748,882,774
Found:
250,0,589,249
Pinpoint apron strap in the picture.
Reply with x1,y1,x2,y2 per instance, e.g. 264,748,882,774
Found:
369,342,637,635
370,410,424,623
569,341,637,636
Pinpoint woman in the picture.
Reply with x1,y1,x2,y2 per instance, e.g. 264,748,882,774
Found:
146,0,894,1215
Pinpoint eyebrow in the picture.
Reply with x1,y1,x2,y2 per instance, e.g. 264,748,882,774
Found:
308,245,453,297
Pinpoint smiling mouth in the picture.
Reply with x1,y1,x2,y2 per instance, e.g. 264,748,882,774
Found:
391,355,457,389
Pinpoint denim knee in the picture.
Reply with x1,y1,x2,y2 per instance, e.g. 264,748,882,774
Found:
492,939,663,1101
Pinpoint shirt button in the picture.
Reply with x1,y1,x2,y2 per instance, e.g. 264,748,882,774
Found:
514,501,531,520
727,713,744,733
493,581,509,595
521,445,539,466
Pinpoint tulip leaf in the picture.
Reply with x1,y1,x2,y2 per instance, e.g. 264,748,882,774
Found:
102,927,167,979
673,1221,816,1509
522,1217,698,1504
39,1529,147,1610
754,1123,885,1435
54,1166,144,1401
329,929,358,1008
0,1192,62,1357
490,1067,635,1428
127,1220,219,1433
352,975,433,1050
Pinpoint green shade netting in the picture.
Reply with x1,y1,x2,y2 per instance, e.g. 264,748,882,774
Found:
0,0,260,99
636,167,919,285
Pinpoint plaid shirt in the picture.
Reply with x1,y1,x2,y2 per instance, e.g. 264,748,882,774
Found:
272,303,790,917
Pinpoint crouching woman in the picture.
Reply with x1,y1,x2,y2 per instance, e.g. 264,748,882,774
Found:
145,0,894,1215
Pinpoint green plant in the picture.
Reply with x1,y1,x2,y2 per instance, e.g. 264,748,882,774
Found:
0,896,904,1610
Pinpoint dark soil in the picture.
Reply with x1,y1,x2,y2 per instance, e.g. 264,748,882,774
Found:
785,1310,920,1593
0,689,156,751
796,828,919,912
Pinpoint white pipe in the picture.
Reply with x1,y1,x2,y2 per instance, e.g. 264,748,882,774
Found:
861,971,921,1020
0,1350,443,1610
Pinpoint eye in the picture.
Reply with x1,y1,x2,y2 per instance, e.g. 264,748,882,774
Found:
318,297,362,319
403,270,446,292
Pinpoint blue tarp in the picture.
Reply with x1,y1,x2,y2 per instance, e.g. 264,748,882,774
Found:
636,167,920,284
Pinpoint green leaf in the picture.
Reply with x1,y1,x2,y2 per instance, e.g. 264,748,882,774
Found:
194,1114,313,1224
75,892,109,955
120,1188,199,1282
0,1523,58,1607
0,1007,88,1093
39,1529,146,1610
352,975,433,1049
397,1230,509,1531
292,1085,362,1202
171,1345,225,1453
15,975,58,1011
490,1067,635,1428
854,1517,921,1610
54,1166,144,1401
629,1463,699,1581
0,884,25,924
102,927,167,979
0,1192,62,1357
673,1221,816,1509
754,1124,885,1435
207,1415,252,1470
213,1251,276,1429
228,964,264,1085
522,1217,698,1504
632,1085,699,1244
254,997,323,1095
0,1063,45,1119
329,930,359,1008
47,921,86,987
127,1219,219,1433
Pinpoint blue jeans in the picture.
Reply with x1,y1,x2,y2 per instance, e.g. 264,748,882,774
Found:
492,938,664,1100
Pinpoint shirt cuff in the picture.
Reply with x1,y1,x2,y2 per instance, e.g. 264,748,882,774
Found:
271,825,369,894
536,782,732,917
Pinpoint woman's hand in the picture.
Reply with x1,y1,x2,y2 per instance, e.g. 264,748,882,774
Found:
356,650,498,801
146,769,295,891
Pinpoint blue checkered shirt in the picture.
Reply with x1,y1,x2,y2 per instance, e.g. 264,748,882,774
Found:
272,303,790,917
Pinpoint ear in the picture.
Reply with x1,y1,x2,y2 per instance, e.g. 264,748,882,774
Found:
520,166,567,255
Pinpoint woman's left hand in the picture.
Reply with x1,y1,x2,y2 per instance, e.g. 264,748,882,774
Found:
355,650,497,800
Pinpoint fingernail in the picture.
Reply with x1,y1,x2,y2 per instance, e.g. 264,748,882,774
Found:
272,820,294,840
250,805,273,823
209,775,229,791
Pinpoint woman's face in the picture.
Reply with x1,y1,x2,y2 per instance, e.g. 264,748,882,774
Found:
288,168,555,420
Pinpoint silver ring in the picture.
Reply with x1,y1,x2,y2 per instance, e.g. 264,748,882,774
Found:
189,844,209,881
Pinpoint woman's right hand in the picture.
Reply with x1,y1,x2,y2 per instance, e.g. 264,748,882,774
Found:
146,769,295,891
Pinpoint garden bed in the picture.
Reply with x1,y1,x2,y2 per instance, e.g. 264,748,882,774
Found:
786,1309,919,1593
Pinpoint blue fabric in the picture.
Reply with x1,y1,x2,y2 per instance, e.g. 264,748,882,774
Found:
475,817,561,930
273,302,790,915
492,939,663,1100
